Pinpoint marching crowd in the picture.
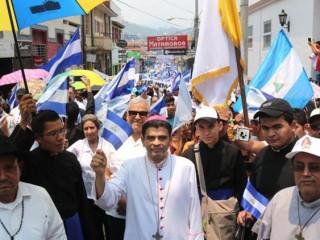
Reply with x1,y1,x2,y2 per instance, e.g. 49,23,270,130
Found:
1,57,320,239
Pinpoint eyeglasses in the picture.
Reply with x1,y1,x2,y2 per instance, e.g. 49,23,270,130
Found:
41,128,67,138
310,124,320,132
128,111,148,117
292,163,320,173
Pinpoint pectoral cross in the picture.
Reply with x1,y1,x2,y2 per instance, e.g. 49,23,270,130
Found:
295,232,305,240
152,231,163,240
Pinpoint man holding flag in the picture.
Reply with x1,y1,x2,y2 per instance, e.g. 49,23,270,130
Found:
237,98,297,239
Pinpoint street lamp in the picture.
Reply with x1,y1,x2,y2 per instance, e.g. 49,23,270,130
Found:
278,9,290,32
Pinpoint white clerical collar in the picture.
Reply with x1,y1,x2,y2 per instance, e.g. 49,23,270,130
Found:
146,154,170,169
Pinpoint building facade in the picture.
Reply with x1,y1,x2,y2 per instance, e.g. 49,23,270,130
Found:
247,0,320,79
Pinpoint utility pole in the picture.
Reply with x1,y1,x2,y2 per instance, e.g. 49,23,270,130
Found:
240,0,248,77
194,0,199,49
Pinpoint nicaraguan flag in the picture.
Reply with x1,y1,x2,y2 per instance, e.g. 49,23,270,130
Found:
170,72,181,94
7,84,19,110
172,78,193,133
95,58,135,112
93,68,109,81
234,30,313,112
246,86,274,111
40,28,82,81
150,96,166,114
241,179,269,219
183,69,191,82
36,73,69,117
102,110,133,150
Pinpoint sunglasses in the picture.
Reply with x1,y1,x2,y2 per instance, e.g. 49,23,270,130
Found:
292,163,320,173
128,111,148,117
310,124,320,132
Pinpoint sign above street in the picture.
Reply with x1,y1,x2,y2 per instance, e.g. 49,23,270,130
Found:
147,35,188,51
116,39,128,48
163,49,187,55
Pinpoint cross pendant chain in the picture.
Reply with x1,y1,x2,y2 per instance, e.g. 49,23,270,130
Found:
152,231,163,240
295,232,305,240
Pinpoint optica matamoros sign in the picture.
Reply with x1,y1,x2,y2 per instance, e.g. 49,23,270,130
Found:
147,35,188,51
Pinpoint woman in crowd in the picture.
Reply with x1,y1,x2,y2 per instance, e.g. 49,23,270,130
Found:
67,114,116,240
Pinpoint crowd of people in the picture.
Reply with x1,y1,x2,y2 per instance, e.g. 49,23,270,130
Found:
1,56,320,239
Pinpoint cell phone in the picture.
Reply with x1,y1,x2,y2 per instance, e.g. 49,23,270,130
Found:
73,76,82,82
234,128,250,141
308,37,312,42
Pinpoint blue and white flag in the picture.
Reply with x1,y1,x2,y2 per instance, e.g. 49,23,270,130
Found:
234,30,313,112
241,179,269,219
172,78,193,133
93,68,109,81
183,69,191,82
95,58,135,113
102,110,133,150
40,28,82,81
246,86,274,112
170,72,181,94
7,84,19,110
36,73,69,117
150,96,166,114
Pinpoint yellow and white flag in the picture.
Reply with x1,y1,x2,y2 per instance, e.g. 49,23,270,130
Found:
191,0,245,107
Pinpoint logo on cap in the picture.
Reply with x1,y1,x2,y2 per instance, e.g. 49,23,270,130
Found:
301,136,311,149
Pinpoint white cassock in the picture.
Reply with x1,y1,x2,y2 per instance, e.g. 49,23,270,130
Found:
93,154,204,240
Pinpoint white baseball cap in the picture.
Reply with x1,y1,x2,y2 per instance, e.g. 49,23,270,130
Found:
309,108,320,123
286,135,320,159
194,106,218,124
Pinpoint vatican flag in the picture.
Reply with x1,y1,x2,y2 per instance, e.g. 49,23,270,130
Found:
191,0,245,107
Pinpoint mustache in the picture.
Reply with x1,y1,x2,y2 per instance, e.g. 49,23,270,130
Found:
0,180,13,186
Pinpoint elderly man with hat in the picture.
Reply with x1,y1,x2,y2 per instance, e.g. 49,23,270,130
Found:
0,135,66,239
91,115,203,240
252,135,320,239
237,98,297,239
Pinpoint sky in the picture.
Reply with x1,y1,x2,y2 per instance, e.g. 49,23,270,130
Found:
113,0,204,30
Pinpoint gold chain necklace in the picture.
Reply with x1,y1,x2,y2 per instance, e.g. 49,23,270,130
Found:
145,155,172,240
295,195,320,240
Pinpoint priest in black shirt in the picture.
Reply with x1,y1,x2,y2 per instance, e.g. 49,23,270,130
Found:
10,94,97,240
237,98,297,239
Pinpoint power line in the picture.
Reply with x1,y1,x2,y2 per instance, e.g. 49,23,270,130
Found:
115,0,184,28
159,0,194,14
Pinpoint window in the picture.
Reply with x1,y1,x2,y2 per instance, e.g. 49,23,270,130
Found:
0,31,3,38
248,25,253,48
95,17,104,36
263,20,271,48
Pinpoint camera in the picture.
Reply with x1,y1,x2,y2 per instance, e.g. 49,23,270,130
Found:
308,37,311,42
234,128,250,141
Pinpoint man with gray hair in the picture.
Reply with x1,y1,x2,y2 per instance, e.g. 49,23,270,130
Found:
104,96,150,240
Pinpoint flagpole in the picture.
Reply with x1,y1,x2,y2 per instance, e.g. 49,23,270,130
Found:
5,0,29,93
234,46,249,126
